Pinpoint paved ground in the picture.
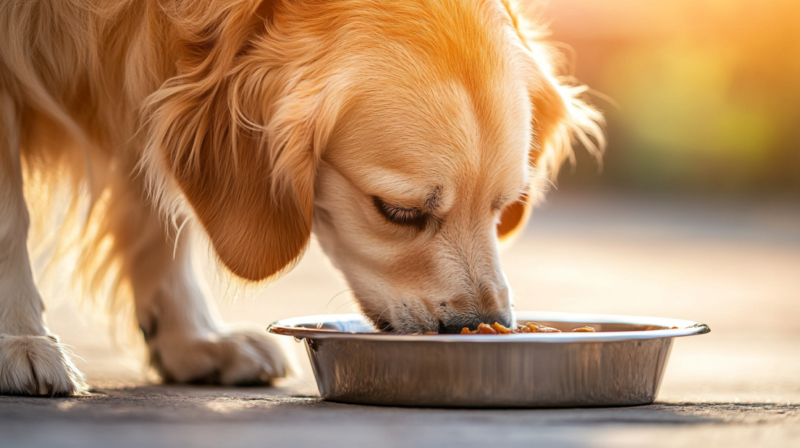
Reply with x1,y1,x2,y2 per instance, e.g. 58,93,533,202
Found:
2,191,799,447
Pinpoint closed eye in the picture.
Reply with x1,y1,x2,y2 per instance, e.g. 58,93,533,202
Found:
373,197,427,230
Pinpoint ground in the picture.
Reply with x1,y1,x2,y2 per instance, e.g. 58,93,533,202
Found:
2,191,799,447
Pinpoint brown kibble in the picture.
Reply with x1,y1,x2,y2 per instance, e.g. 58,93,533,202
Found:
420,321,576,335
477,323,497,334
526,322,561,333
491,322,514,334
571,326,596,333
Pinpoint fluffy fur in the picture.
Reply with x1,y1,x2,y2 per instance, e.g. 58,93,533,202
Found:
0,0,603,395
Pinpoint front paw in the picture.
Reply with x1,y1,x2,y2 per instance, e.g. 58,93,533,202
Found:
149,327,288,386
0,334,88,396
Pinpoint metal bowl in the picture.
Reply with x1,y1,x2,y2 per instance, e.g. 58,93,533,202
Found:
268,311,710,408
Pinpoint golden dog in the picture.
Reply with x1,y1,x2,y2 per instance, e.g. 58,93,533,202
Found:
0,0,602,395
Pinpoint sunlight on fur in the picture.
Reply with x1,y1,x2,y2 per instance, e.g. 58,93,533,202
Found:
1,0,603,394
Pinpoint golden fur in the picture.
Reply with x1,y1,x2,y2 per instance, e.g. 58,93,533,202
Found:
0,0,602,395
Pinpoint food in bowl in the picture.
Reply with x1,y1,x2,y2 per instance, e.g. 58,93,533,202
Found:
453,322,596,335
408,320,677,335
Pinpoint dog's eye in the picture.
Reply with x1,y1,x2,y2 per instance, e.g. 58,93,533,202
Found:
373,197,426,229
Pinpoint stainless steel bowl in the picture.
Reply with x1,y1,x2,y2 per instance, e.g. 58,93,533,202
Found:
268,311,710,408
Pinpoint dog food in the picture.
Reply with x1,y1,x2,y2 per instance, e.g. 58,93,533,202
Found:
455,322,596,334
409,322,681,335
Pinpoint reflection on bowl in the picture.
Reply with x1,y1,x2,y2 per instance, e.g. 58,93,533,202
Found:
268,311,710,408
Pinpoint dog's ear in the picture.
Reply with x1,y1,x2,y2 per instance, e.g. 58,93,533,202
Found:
496,195,530,243
145,0,332,281
497,0,604,244
496,74,568,243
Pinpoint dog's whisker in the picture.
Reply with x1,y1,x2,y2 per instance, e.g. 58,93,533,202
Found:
317,289,356,329
329,299,358,314
323,289,355,314
374,304,405,331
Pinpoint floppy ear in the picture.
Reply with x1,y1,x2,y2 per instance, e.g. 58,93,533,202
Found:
497,0,605,244
145,0,329,281
496,73,569,243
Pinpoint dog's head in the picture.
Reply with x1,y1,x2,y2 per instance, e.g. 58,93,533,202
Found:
146,0,603,333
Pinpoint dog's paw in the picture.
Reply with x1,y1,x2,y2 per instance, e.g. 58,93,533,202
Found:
149,326,288,386
0,334,88,396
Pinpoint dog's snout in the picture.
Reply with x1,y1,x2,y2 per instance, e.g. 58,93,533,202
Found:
435,284,513,333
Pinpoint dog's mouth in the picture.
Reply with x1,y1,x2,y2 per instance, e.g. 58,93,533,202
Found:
374,316,455,334
374,317,395,333
373,315,512,335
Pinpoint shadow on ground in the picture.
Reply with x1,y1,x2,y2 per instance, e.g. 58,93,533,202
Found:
2,383,798,425
1,384,798,448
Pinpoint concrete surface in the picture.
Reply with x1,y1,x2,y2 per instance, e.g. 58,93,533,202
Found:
2,192,799,447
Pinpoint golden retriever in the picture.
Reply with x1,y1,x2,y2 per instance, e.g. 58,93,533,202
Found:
0,0,602,395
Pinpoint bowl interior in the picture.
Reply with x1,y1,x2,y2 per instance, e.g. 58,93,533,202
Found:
300,319,666,333
268,312,710,341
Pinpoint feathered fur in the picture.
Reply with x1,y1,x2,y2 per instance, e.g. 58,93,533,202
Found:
0,0,603,394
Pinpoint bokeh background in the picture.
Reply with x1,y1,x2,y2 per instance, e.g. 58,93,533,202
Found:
540,0,800,197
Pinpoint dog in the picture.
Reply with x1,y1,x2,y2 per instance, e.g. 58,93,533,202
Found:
0,0,603,395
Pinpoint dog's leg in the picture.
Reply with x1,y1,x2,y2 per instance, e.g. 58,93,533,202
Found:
0,94,87,396
109,177,287,385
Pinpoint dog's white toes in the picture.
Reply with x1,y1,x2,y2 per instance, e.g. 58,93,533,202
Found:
0,334,88,396
150,327,288,386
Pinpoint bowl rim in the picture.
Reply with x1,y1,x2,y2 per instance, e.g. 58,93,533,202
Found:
267,311,711,343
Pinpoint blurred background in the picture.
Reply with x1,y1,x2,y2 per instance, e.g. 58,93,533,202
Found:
44,0,799,404
538,0,800,197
